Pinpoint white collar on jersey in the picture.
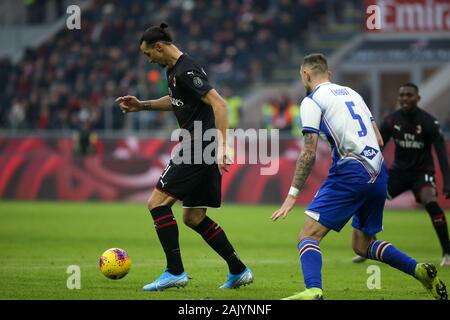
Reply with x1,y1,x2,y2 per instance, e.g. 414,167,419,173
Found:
315,81,331,90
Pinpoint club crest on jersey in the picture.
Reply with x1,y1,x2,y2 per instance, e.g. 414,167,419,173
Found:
416,124,422,134
360,146,378,160
193,77,203,88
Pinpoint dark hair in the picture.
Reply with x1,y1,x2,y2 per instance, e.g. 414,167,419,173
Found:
400,82,419,94
302,53,328,74
140,23,173,46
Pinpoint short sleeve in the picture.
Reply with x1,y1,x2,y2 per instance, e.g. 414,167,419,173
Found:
300,97,322,134
178,66,213,98
362,100,374,121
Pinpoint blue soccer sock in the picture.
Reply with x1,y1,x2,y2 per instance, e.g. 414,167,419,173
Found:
366,240,417,276
298,238,322,289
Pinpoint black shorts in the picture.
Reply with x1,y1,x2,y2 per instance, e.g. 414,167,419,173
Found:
155,160,222,208
387,170,436,202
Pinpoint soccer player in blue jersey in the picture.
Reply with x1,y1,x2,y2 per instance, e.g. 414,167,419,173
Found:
271,53,447,300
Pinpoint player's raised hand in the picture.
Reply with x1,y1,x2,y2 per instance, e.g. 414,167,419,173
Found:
115,95,143,113
271,196,296,221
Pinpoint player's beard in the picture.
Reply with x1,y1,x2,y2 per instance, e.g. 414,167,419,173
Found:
400,104,417,114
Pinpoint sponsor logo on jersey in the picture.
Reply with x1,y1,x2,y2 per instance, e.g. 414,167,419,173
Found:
395,133,424,149
170,97,184,107
360,146,379,160
193,77,203,88
168,87,184,107
416,124,422,134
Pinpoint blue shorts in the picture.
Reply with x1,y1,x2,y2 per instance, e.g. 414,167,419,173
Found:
305,177,387,235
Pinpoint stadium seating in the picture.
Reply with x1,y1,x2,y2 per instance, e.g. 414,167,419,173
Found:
0,0,359,132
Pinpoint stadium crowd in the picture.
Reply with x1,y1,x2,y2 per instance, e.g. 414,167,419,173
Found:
0,0,350,132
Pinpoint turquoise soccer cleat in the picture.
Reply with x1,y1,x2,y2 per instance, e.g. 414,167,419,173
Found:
219,267,254,289
143,270,189,291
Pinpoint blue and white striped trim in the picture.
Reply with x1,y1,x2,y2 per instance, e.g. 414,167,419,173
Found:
298,238,321,258
302,126,320,134
307,82,332,99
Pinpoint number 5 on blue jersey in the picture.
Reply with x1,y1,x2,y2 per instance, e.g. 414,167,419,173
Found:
345,101,367,137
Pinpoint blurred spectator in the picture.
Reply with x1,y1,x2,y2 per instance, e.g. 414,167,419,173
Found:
72,121,98,156
2,0,357,132
223,86,242,129
263,94,300,137
8,99,27,129
25,0,46,24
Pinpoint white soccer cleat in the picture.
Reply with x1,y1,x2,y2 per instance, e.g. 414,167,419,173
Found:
352,255,367,263
440,254,450,267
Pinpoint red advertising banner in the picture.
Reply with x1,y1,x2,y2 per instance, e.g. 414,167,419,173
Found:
366,0,450,32
0,137,449,208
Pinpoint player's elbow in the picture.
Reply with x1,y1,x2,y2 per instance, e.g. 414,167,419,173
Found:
211,100,229,121
214,99,228,112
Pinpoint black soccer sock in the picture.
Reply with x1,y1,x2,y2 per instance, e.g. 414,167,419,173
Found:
192,216,246,275
150,206,184,275
425,202,450,255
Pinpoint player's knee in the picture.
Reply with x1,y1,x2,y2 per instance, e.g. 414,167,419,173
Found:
147,190,175,211
182,214,200,228
147,197,156,211
419,187,437,206
147,190,159,210
420,194,437,206
147,196,165,211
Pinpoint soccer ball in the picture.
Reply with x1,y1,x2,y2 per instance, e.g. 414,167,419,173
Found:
99,248,131,279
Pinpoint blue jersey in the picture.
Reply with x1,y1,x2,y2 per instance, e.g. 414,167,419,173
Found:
300,81,386,184
300,82,388,235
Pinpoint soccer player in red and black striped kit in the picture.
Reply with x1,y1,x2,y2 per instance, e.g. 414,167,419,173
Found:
116,23,253,291
353,83,450,266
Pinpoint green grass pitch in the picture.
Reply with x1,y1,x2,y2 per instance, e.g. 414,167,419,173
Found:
0,201,448,300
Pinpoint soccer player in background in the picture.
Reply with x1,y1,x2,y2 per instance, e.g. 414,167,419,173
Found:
353,83,450,266
116,23,253,291
271,54,447,300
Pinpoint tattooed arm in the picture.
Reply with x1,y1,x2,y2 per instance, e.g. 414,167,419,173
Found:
291,133,319,190
272,132,319,221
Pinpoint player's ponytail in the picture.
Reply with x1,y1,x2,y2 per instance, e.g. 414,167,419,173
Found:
140,23,173,46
